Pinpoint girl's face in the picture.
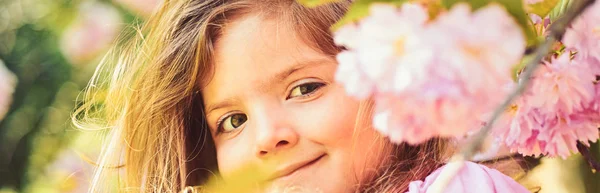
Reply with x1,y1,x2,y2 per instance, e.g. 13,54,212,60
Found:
202,14,387,192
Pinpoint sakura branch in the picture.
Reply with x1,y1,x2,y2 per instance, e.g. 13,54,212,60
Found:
427,0,598,192
577,141,600,172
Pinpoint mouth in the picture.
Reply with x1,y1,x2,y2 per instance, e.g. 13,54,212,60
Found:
267,154,326,182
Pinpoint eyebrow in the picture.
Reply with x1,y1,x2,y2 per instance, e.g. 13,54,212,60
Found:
205,58,334,115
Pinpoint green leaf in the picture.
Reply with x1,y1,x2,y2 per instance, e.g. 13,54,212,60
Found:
441,0,537,45
548,0,573,22
526,0,560,17
442,0,489,9
500,0,538,45
512,53,534,81
331,0,408,30
297,0,342,7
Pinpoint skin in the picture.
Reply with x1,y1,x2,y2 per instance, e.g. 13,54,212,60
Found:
202,14,388,192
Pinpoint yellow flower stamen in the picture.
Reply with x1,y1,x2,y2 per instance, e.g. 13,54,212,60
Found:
462,45,482,60
394,36,407,56
593,26,600,36
508,104,519,116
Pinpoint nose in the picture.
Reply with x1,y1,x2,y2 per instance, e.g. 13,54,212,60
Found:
251,102,299,157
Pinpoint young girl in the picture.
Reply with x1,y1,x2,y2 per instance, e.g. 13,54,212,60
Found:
75,0,526,192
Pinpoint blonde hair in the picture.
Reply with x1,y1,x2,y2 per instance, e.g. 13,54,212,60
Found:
74,0,447,192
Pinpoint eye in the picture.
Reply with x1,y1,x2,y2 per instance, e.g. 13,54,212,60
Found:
287,82,326,99
218,113,248,133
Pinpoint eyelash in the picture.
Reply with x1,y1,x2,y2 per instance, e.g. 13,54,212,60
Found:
285,81,326,100
214,81,326,134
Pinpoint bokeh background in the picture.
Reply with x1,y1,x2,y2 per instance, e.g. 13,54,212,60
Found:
0,0,598,193
0,0,158,192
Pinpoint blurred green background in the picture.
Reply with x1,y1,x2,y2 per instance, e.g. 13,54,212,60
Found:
0,0,598,193
0,0,157,192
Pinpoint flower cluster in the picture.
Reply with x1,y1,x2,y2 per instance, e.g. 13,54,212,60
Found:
493,1,600,158
331,0,600,192
335,3,526,144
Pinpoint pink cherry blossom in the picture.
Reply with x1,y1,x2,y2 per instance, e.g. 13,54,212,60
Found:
334,24,360,50
405,161,529,193
373,91,476,144
334,3,431,97
529,13,543,25
60,2,122,65
486,0,600,159
0,59,16,121
530,54,596,116
336,3,525,144
496,105,600,159
562,0,600,72
529,13,551,37
492,99,546,157
430,4,525,94
334,50,374,98
493,54,600,158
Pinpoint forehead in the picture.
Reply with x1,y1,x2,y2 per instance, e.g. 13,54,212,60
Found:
202,14,329,100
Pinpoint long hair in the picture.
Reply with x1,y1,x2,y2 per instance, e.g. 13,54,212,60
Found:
73,1,447,192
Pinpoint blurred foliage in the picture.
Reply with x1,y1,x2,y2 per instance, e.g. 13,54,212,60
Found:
0,0,148,192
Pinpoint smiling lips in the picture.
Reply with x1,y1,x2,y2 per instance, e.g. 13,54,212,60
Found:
267,154,326,182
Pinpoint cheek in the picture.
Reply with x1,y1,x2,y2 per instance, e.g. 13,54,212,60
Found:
293,84,389,178
292,84,361,141
215,137,252,179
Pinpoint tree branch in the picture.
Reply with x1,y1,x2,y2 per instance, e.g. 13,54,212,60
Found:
577,142,600,173
426,0,597,192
